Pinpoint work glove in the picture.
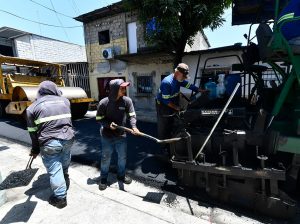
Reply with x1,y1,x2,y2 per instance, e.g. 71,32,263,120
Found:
30,148,40,159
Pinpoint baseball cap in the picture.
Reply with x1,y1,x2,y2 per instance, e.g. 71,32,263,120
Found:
120,81,130,87
176,63,189,76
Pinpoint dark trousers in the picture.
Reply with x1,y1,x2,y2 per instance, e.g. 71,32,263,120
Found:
156,101,175,152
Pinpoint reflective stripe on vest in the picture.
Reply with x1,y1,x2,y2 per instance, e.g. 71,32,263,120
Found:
128,112,136,117
96,116,105,120
27,127,38,132
185,83,191,88
278,12,295,24
162,92,179,99
34,113,71,125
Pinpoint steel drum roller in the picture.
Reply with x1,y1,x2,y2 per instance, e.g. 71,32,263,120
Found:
12,86,88,101
12,86,90,118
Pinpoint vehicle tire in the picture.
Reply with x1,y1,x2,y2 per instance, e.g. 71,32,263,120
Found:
71,102,89,119
0,102,8,118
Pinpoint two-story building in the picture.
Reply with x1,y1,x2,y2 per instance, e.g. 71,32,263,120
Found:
75,1,210,121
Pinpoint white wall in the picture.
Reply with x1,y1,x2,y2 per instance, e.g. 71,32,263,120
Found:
184,31,209,52
14,34,87,63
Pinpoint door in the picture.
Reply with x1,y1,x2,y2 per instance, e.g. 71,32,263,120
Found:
97,77,126,101
127,22,137,54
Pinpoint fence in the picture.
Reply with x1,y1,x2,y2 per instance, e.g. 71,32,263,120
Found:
61,62,91,97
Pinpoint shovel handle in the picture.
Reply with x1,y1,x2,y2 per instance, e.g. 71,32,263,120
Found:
26,156,34,169
112,124,182,144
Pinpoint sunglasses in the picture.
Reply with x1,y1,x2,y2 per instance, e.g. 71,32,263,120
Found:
177,67,189,76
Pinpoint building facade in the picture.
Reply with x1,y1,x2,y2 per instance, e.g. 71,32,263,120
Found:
0,27,87,63
75,2,210,121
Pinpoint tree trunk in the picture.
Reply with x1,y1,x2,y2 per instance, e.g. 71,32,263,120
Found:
173,36,188,68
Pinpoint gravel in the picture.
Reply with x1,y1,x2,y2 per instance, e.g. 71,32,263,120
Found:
0,168,38,190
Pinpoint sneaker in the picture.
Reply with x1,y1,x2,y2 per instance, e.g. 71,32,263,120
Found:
117,175,132,184
98,178,107,191
64,173,70,190
48,195,67,209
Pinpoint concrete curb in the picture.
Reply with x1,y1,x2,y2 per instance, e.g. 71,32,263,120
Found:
0,171,7,207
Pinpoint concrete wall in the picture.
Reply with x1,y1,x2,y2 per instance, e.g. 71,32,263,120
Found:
184,31,209,52
14,34,87,63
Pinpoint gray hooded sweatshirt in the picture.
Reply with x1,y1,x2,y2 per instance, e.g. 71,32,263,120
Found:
26,81,74,153
96,79,137,138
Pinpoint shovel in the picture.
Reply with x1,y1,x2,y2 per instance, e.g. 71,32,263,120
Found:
112,124,182,144
0,156,38,190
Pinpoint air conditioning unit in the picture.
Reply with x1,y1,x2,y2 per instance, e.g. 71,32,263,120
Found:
102,48,114,59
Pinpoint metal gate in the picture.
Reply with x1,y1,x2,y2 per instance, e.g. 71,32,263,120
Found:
62,62,91,97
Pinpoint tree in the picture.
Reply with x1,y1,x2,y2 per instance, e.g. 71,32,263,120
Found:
123,0,232,67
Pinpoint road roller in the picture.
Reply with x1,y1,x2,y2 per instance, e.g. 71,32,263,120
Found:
0,55,93,119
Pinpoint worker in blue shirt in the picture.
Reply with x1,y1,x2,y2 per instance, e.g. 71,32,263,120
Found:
278,0,300,45
156,63,206,155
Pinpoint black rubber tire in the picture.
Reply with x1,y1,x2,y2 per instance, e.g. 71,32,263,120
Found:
0,101,8,118
71,102,89,119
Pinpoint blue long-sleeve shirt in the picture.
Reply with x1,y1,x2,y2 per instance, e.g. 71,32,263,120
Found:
156,74,198,106
278,0,300,40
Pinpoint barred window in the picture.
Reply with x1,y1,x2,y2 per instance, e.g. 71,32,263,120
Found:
137,76,153,94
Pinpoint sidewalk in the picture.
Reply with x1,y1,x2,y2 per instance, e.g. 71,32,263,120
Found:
0,137,208,224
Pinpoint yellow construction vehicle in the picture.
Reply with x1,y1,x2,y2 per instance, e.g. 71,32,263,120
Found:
0,55,93,119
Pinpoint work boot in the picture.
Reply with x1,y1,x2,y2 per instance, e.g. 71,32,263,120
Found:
117,175,132,184
48,195,67,209
64,173,70,190
98,178,107,191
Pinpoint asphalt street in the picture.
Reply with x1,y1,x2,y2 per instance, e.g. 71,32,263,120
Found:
0,112,176,186
1,113,300,223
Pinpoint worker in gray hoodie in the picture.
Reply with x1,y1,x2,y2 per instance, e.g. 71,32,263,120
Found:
26,81,74,209
96,79,140,190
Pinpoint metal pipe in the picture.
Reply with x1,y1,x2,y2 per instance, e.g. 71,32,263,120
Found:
194,83,241,160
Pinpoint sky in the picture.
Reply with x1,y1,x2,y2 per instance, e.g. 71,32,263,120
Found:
0,0,255,48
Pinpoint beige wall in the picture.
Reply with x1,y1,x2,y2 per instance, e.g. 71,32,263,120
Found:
127,62,173,109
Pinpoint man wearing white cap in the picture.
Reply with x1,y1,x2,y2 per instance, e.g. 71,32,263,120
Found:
156,63,206,155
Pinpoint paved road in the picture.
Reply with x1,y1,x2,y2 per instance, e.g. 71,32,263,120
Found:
0,112,176,186
1,113,300,223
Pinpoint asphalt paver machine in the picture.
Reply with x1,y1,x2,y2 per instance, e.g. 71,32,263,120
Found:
169,0,300,219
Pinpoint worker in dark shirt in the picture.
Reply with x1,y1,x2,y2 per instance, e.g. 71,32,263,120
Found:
26,81,74,209
156,63,206,153
96,79,140,190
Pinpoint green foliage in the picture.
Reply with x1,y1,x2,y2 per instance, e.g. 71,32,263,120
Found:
123,0,232,65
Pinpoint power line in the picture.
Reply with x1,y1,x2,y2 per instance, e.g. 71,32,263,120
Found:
29,0,74,19
49,0,70,42
0,9,82,28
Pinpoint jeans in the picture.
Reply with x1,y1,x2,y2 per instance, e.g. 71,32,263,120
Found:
100,136,127,179
41,138,74,199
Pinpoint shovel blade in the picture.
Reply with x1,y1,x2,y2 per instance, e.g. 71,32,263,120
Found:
0,168,38,190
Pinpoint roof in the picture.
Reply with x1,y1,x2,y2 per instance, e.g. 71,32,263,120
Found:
114,44,245,64
0,55,62,67
185,44,246,55
0,26,84,47
0,27,29,39
74,2,124,23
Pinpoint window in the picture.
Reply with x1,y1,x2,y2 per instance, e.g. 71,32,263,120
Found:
98,30,110,45
137,76,153,94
